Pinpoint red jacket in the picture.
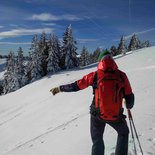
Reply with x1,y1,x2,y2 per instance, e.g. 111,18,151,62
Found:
60,56,134,109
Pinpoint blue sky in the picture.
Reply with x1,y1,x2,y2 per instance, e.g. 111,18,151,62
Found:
0,0,155,55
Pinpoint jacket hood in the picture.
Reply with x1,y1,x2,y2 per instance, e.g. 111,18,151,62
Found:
97,55,118,71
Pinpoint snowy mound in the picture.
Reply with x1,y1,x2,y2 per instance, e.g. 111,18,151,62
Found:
0,47,155,155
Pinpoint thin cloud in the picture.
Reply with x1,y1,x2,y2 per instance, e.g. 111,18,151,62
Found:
28,13,82,21
124,27,155,40
10,24,19,27
113,27,155,42
25,0,34,3
0,42,31,45
77,38,98,44
135,27,155,35
42,23,56,26
0,28,53,39
0,26,4,28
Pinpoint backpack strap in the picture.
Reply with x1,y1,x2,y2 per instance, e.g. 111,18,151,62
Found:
92,72,98,94
90,72,100,117
119,71,125,97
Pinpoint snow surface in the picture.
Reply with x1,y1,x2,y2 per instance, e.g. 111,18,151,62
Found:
0,47,155,155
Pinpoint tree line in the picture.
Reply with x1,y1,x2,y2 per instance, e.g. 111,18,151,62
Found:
79,34,151,66
1,24,79,94
0,25,151,95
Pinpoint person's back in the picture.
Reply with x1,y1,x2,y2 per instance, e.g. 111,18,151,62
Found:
50,50,134,155
91,53,132,122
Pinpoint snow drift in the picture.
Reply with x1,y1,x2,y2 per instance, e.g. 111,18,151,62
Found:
0,47,155,155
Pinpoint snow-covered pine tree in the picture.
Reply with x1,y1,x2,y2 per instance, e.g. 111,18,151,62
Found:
39,31,49,76
110,45,118,56
30,34,42,82
25,52,33,83
16,47,27,87
3,78,8,94
52,34,61,68
128,34,140,51
3,52,15,94
80,46,90,66
61,24,79,69
8,49,28,92
0,80,3,95
117,36,127,55
10,60,20,92
47,33,60,73
141,40,151,48
91,47,101,63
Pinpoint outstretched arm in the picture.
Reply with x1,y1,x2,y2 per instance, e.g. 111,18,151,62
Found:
60,82,80,92
50,71,96,95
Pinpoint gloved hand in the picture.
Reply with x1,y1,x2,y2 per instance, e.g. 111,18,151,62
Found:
50,87,61,95
124,93,135,109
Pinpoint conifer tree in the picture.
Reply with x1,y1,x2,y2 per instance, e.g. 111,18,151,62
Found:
10,61,20,92
47,33,60,73
39,31,49,76
80,46,90,66
0,80,3,95
16,47,27,87
117,36,126,55
25,52,33,83
141,40,151,48
91,47,101,63
128,34,140,51
110,45,117,56
3,52,15,94
61,24,79,69
30,34,42,82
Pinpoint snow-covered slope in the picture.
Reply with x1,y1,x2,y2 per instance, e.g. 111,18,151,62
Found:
0,47,155,155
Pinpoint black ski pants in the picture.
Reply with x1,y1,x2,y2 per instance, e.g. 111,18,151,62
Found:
91,116,129,155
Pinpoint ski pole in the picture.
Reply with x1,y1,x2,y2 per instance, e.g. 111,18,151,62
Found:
127,109,137,155
128,110,144,155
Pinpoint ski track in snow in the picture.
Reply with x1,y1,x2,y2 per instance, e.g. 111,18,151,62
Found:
0,113,22,126
4,112,89,155
0,95,53,125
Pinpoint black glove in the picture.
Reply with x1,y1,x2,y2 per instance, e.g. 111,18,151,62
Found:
125,93,135,109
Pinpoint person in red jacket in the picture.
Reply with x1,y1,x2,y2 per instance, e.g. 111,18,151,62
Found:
50,50,134,155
